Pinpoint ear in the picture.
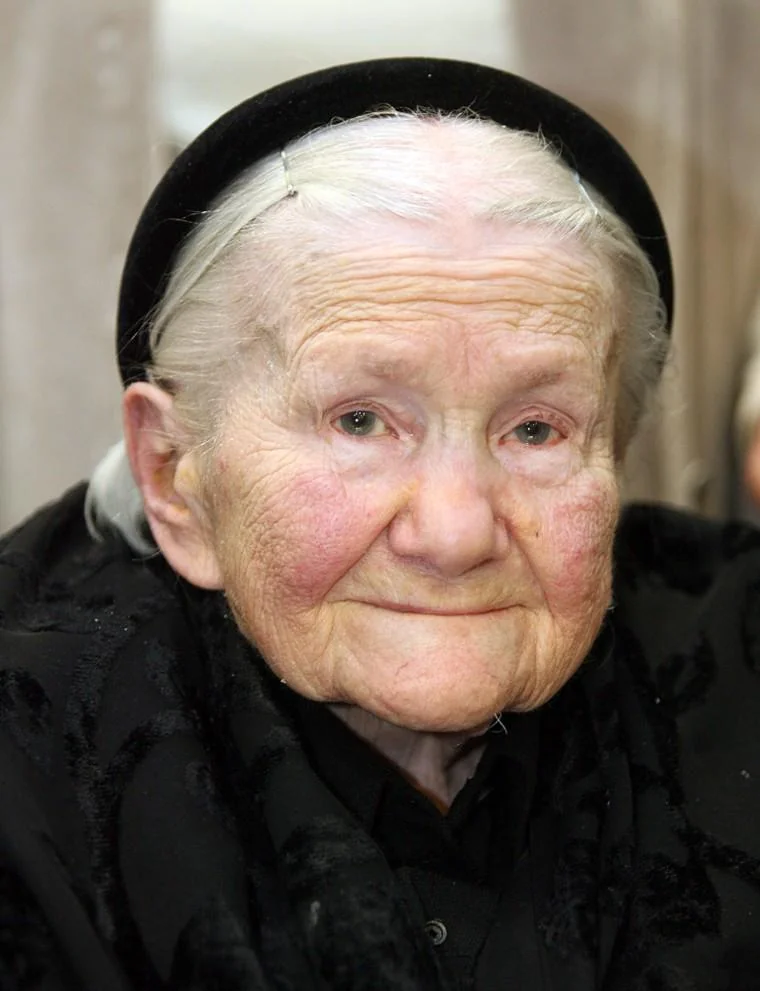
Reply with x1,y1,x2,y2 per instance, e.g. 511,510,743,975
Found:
122,383,223,589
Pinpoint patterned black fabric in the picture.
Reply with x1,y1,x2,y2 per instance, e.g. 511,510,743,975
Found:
1,486,760,990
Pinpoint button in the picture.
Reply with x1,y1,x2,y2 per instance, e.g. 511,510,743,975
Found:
424,919,447,946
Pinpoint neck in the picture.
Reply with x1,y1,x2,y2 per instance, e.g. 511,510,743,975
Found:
330,705,490,811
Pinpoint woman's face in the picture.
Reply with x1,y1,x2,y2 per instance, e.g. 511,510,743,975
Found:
197,219,621,732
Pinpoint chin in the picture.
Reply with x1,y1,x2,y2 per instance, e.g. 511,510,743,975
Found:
342,672,525,734
335,640,588,733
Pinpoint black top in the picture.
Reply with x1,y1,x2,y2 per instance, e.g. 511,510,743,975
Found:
293,697,541,989
1,485,760,991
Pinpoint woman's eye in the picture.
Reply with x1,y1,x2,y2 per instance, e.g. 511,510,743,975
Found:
511,420,558,446
336,410,385,437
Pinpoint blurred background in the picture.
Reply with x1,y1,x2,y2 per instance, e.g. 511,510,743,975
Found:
2,0,760,531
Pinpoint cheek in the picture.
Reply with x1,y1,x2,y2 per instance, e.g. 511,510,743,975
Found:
223,466,390,606
280,474,370,600
530,473,618,611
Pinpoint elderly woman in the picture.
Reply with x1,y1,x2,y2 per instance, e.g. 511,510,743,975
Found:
1,58,759,991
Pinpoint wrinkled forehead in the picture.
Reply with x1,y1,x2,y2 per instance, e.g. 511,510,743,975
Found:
234,213,621,365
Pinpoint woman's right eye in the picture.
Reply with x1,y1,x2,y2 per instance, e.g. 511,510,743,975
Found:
335,410,386,437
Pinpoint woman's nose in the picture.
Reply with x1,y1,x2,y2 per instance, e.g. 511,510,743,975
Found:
388,453,508,578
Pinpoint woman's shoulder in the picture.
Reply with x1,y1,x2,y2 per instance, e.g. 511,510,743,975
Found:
0,487,201,990
602,505,760,988
611,502,760,833
612,502,760,678
0,484,200,773
0,484,191,759
615,500,760,598
2,482,133,597
1,484,177,634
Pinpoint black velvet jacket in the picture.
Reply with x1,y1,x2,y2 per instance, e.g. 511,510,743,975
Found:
1,485,760,991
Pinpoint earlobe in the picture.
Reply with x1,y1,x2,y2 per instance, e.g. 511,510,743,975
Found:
122,383,223,589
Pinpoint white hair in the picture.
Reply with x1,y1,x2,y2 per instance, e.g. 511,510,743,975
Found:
86,110,668,552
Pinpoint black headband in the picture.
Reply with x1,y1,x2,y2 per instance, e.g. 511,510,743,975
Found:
117,56,673,384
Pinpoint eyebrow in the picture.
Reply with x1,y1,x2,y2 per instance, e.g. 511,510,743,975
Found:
509,367,567,391
349,356,420,380
294,349,423,383
303,356,579,403
354,357,570,385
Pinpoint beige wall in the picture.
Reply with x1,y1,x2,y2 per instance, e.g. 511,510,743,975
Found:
0,0,154,530
156,0,516,146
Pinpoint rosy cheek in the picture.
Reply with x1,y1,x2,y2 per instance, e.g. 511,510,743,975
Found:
535,477,618,606
264,471,387,603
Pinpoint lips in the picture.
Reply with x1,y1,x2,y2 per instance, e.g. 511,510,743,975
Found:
357,600,508,617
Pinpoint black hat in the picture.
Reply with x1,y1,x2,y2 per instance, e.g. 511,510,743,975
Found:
117,56,672,384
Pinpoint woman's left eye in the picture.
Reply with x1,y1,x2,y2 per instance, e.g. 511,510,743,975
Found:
335,410,386,437
511,420,560,446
